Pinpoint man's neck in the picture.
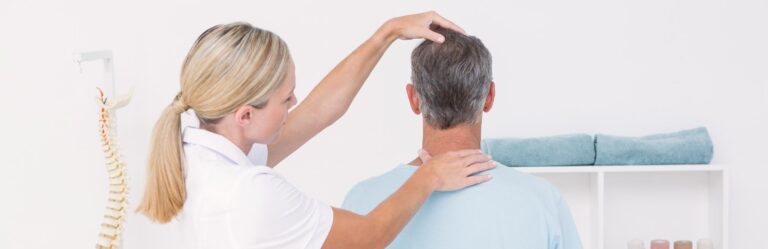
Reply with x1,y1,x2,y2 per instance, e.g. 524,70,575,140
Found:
408,121,482,166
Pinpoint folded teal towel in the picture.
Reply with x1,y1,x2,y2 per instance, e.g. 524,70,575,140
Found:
594,127,713,165
481,134,596,166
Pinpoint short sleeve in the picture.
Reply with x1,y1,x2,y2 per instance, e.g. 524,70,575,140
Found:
554,192,583,249
247,143,269,165
229,169,333,249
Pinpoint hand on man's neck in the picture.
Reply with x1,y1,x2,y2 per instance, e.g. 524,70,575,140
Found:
408,120,482,166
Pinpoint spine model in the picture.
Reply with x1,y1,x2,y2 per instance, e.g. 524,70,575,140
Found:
95,87,132,249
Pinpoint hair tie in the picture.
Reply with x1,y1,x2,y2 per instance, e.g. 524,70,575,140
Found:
172,92,190,113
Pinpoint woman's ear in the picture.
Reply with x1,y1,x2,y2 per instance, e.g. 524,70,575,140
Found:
406,84,421,114
483,81,496,112
233,105,255,127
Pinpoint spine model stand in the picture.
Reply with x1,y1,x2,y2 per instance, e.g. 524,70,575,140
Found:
95,87,132,249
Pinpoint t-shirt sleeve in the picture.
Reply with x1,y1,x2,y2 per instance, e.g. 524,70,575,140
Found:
229,169,333,249
554,193,583,249
247,143,269,166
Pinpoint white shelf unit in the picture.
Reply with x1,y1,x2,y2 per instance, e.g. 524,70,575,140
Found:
517,165,728,249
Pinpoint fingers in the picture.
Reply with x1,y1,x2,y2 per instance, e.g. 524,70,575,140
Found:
448,149,484,158
463,174,493,187
420,30,446,43
386,11,465,43
464,160,497,176
461,154,492,167
428,11,466,35
418,11,466,43
425,149,494,192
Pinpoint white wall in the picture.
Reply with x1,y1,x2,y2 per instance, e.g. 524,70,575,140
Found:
1,0,765,248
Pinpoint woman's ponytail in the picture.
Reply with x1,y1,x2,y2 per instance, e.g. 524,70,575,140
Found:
137,94,189,223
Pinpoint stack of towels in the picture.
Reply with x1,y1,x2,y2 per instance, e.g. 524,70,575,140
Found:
481,127,713,166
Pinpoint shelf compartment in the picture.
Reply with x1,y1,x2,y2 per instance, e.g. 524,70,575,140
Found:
516,165,727,249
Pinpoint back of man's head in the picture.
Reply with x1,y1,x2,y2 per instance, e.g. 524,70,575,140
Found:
411,28,493,130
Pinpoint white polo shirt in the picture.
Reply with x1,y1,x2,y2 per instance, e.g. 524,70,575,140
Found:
179,126,333,249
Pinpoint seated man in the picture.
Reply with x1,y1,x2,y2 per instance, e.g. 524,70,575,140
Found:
342,28,583,249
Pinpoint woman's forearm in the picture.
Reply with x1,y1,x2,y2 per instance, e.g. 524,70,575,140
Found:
300,23,398,127
324,168,438,249
364,167,438,247
267,23,400,166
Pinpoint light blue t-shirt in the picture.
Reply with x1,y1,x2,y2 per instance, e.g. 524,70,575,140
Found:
342,163,583,249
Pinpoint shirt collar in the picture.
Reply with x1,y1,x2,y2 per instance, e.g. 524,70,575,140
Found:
182,126,254,166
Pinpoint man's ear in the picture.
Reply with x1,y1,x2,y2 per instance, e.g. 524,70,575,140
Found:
406,84,421,114
483,81,496,112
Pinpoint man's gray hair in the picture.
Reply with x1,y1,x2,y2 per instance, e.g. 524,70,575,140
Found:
411,28,492,130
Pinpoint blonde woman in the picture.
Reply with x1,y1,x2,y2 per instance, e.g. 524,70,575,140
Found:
138,11,496,249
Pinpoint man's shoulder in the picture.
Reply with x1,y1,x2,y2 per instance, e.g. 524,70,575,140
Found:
351,165,414,190
342,165,414,213
491,164,551,186
347,164,561,198
486,164,563,199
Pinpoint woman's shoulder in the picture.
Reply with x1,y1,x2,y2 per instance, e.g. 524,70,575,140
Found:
229,165,304,204
210,164,280,193
230,165,331,226
233,165,284,189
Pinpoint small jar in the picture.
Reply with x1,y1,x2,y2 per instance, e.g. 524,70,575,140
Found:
697,238,714,249
650,239,670,249
628,238,645,249
673,240,692,249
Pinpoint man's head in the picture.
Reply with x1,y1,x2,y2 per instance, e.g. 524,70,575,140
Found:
408,28,494,130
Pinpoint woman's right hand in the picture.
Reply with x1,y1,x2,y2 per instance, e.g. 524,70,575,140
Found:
378,11,466,44
416,149,496,192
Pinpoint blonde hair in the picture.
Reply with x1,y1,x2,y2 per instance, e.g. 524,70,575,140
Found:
137,22,292,223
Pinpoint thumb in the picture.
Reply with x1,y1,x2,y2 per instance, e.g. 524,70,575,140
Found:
418,149,432,162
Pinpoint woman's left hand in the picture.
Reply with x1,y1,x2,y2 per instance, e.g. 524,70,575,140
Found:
381,11,466,43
